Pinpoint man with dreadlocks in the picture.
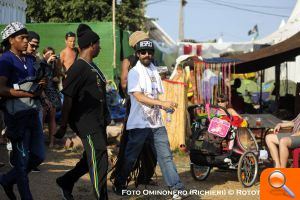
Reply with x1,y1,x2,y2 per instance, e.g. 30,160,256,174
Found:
113,39,185,199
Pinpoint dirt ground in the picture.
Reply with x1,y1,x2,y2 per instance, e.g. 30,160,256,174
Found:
0,124,260,200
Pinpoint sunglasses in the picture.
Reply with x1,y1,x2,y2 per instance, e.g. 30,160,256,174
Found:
139,50,154,55
29,42,39,49
217,100,227,103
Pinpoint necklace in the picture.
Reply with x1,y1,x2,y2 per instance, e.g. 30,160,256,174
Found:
143,66,159,98
144,66,157,83
79,57,106,82
10,50,27,70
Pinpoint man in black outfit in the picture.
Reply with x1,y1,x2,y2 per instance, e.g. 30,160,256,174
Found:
54,24,110,200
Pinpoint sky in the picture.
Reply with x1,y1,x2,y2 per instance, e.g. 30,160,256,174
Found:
146,0,296,43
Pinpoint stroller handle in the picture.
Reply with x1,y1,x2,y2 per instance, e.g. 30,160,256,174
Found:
187,104,205,114
209,104,232,122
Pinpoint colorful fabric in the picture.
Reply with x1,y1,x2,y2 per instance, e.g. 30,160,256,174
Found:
220,115,244,127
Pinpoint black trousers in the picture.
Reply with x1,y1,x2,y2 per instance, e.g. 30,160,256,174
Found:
59,133,108,200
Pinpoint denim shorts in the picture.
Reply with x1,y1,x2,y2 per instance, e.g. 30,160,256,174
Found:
277,133,300,149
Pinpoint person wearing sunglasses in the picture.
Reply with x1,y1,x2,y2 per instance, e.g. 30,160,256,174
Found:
113,39,185,199
26,31,40,56
111,31,158,188
216,94,242,118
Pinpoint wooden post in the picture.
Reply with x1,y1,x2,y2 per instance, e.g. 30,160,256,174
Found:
295,83,300,116
178,0,187,41
112,0,116,69
275,64,281,112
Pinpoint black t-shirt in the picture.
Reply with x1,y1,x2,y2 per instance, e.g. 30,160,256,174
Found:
62,59,110,142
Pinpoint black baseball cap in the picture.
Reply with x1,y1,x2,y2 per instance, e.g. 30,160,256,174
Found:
135,39,155,52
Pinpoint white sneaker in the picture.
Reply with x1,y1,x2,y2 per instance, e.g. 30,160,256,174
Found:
1,127,6,135
172,194,182,200
6,142,12,151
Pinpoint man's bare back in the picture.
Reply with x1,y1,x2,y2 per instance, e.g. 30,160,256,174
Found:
60,47,77,71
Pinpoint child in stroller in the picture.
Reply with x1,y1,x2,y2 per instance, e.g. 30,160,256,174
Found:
188,97,259,187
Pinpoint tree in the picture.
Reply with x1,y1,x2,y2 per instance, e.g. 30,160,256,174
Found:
26,0,147,31
116,0,147,32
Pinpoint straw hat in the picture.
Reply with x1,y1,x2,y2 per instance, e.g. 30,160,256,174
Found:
128,31,149,48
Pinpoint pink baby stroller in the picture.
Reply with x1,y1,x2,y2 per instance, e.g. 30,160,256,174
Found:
188,104,259,187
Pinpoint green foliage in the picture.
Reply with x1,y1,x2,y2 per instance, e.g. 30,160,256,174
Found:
26,0,147,31
116,0,147,31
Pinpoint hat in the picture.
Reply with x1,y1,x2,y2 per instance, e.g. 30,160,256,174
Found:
77,24,99,49
135,40,154,52
1,22,27,42
129,31,149,48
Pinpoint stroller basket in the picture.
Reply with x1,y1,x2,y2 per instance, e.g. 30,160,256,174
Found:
190,128,224,156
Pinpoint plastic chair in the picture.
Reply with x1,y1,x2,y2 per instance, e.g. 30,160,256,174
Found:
293,148,300,168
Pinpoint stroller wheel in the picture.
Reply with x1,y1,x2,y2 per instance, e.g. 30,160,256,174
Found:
237,151,258,187
190,163,211,181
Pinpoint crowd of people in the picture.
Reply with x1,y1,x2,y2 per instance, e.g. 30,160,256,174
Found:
0,21,300,200
0,21,185,200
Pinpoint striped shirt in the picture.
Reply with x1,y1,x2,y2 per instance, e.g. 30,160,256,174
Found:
292,113,300,134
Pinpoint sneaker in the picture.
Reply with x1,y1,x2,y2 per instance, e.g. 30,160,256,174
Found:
56,177,74,200
0,182,16,200
32,167,41,173
172,193,182,200
172,189,189,200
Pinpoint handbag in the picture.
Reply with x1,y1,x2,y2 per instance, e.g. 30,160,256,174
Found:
206,103,231,138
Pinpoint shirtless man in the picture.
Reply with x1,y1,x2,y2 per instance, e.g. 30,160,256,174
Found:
60,32,78,72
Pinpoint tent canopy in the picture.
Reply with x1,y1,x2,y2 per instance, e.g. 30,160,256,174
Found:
227,31,300,73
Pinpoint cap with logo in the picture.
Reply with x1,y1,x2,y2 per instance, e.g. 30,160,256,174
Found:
135,40,155,52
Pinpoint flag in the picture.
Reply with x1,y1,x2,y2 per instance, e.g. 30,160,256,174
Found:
248,24,258,36
248,24,259,41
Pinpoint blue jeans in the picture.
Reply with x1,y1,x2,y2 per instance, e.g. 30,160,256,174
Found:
0,110,45,200
115,127,183,190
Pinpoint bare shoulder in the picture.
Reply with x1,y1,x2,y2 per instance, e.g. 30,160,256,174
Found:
60,48,66,57
228,107,237,114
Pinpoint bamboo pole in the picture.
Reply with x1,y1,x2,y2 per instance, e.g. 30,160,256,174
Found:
112,0,116,69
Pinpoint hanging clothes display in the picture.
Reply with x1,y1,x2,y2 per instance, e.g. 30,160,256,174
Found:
194,58,236,105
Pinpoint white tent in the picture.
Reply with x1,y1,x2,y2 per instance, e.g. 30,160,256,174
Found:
0,0,27,25
255,0,300,83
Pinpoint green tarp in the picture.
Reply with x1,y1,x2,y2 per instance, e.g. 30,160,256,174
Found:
1,22,166,80
1,22,122,80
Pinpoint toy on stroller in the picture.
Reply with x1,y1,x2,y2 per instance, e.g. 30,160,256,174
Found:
188,104,260,187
